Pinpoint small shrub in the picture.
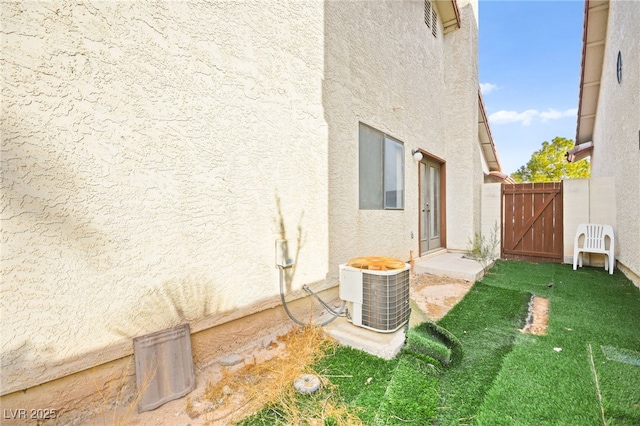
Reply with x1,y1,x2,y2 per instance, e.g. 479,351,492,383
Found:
466,221,500,273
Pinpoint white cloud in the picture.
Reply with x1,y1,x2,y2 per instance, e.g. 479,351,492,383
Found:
489,109,539,126
480,82,499,95
539,108,578,122
488,108,578,126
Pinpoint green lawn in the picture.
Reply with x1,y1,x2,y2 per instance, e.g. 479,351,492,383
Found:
240,261,640,425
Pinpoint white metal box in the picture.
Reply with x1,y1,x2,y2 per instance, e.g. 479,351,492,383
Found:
339,263,411,333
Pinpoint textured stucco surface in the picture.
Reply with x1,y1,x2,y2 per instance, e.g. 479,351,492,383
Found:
1,1,328,394
443,2,482,249
0,288,339,424
589,0,640,279
325,0,484,282
481,182,501,256
1,0,492,399
563,178,591,263
563,177,616,265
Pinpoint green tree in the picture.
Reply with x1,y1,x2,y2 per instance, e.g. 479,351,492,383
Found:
511,136,590,182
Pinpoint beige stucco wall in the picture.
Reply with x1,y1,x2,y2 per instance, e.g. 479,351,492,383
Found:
0,287,338,424
588,0,640,282
324,0,443,276
444,2,482,249
563,177,616,266
1,1,328,395
563,178,590,264
1,0,489,401
325,0,483,283
481,182,501,257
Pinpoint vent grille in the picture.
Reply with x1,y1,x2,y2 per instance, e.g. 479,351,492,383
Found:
432,9,438,37
361,269,411,332
424,0,438,38
424,0,431,28
133,324,196,413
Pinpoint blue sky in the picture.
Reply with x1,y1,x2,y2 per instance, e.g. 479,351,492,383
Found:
479,0,585,174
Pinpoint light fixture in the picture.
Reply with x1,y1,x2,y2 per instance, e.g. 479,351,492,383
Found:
412,149,423,162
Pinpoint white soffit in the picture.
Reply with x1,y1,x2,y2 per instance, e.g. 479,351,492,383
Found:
566,141,594,163
435,0,461,34
478,91,501,173
576,0,609,146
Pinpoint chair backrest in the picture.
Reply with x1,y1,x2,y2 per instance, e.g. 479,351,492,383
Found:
575,223,614,250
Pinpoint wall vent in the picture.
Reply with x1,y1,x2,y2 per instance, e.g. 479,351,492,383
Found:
133,324,196,413
432,8,438,37
425,0,432,28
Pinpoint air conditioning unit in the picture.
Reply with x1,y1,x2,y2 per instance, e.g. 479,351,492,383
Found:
339,262,411,333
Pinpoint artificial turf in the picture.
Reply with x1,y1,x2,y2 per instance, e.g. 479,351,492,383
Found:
468,261,640,426
239,261,640,425
434,280,532,425
371,354,440,425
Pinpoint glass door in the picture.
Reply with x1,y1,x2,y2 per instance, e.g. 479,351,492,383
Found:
420,158,441,255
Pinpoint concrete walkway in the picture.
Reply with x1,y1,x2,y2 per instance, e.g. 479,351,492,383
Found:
413,250,486,282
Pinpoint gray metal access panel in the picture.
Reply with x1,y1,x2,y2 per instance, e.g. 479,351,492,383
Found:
133,323,196,413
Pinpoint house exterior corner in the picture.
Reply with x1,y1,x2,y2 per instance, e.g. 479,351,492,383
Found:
0,0,505,417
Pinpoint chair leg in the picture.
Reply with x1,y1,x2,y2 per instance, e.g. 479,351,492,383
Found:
609,253,614,275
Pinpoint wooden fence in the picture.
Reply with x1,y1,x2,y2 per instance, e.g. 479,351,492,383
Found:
502,182,563,263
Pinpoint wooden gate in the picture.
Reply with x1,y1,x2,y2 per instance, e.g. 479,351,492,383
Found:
502,182,563,263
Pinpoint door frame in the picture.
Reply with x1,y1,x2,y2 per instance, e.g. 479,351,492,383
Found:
417,150,446,256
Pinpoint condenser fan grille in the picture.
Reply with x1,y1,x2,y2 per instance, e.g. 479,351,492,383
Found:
361,269,410,331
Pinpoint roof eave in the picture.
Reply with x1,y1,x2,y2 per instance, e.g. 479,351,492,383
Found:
575,0,609,150
436,0,461,34
566,141,594,163
489,171,517,184
478,90,504,174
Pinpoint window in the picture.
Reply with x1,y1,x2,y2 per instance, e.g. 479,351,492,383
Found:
359,123,404,210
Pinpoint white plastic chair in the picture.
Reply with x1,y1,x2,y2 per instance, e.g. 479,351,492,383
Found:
573,224,615,274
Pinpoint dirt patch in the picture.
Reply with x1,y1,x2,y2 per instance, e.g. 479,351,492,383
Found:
410,273,473,321
114,326,358,426
520,296,549,335
107,338,290,425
